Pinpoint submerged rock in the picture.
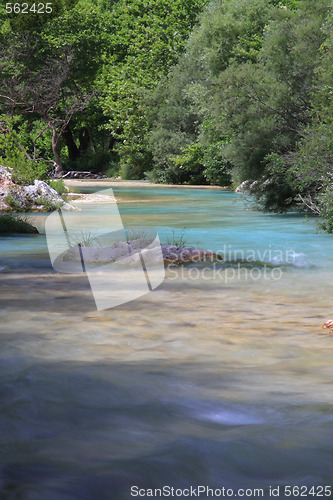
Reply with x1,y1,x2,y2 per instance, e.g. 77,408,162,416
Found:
162,245,223,265
322,320,333,333
63,239,223,267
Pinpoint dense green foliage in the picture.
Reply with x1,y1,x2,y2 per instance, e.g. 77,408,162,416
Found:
99,0,207,179
0,0,113,176
146,0,304,184
0,0,206,179
0,119,49,184
146,0,333,230
1,0,333,230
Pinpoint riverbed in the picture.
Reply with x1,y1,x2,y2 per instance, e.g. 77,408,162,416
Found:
0,181,333,499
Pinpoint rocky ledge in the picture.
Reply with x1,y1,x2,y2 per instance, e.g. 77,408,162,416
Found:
0,165,75,212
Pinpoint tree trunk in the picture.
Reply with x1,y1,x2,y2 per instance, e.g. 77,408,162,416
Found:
51,126,64,177
86,124,97,153
79,127,90,154
108,128,121,150
108,135,116,150
63,125,80,161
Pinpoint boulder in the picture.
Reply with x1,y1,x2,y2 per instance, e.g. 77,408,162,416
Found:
22,180,76,211
235,180,252,193
23,179,60,200
0,178,12,209
235,177,274,194
0,165,76,212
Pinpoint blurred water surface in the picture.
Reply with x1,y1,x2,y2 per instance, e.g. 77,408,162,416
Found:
0,182,333,499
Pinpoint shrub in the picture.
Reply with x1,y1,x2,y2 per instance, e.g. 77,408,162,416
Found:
48,179,68,197
0,213,38,234
119,147,153,180
314,186,333,233
170,143,207,185
4,191,21,211
0,126,48,185
164,229,188,248
202,143,232,186
10,159,49,186
35,196,63,212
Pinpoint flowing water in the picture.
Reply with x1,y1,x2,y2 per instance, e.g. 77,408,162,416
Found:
1,181,333,499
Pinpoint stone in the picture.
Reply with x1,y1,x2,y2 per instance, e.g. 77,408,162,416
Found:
235,178,274,194
161,245,223,265
235,180,252,193
23,180,61,201
0,164,12,180
0,165,76,212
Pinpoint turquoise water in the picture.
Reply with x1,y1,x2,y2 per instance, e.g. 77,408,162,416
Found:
1,186,333,270
0,182,333,499
79,185,333,269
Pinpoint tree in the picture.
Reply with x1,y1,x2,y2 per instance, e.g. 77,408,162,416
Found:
219,0,328,181
146,0,299,184
99,0,207,179
146,0,331,193
0,1,111,175
261,15,333,230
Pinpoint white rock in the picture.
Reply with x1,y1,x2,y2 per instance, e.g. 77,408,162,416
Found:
0,173,77,211
0,165,12,180
22,180,62,202
235,180,252,193
61,202,78,212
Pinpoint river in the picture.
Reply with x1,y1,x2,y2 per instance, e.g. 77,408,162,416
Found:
0,181,333,499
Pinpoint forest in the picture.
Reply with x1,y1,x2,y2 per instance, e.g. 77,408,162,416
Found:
1,0,333,230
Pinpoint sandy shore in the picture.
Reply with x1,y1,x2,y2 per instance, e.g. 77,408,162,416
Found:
64,178,230,190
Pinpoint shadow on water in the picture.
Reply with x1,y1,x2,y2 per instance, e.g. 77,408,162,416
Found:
0,358,333,499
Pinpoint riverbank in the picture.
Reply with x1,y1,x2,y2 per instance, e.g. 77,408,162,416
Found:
0,172,230,215
64,178,230,191
64,178,231,206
